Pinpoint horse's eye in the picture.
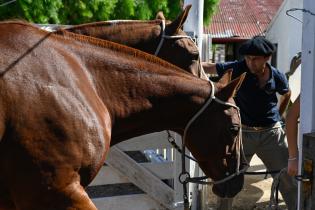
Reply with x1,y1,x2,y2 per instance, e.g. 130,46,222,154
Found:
230,125,240,135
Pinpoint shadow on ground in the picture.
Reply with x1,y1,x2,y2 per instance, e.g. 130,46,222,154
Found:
202,163,286,210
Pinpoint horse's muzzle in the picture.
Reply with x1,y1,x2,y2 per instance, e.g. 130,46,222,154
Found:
212,173,244,198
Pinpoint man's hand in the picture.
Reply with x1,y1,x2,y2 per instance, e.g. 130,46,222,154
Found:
202,62,217,75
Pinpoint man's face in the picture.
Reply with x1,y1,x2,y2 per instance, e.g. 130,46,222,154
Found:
245,55,271,75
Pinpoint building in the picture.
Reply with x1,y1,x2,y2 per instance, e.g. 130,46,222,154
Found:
204,0,283,63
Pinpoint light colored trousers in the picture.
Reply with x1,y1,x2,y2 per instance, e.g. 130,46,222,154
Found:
216,125,297,210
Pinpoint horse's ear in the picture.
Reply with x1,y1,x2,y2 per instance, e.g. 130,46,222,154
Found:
166,4,192,34
217,69,232,87
217,73,246,101
156,11,166,20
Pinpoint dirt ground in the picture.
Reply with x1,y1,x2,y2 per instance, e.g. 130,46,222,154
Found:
203,155,287,210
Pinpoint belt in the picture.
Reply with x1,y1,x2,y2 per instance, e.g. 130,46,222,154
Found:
242,122,282,131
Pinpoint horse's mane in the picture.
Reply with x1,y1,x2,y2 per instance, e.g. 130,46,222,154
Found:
1,21,186,73
0,20,187,73
58,25,191,76
66,19,161,30
58,29,184,71
0,19,28,24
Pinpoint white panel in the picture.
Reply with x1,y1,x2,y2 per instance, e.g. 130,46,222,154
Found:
90,162,174,186
92,194,164,210
89,166,129,186
106,147,175,209
117,131,171,151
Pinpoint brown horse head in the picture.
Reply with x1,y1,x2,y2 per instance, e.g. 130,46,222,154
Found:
0,22,244,209
184,70,246,198
64,5,207,80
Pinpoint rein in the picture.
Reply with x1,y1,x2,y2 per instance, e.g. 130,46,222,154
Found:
169,79,249,209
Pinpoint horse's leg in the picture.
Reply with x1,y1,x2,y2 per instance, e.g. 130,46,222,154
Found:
57,181,98,210
11,180,97,210
4,159,97,210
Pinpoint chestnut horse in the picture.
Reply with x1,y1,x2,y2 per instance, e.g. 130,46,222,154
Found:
0,21,244,210
63,5,208,80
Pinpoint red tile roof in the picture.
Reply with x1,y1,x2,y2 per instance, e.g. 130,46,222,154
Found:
204,0,284,39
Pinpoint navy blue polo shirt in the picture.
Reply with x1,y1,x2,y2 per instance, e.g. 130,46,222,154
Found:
216,60,289,127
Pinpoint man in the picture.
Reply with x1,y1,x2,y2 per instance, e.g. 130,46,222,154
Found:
203,36,297,210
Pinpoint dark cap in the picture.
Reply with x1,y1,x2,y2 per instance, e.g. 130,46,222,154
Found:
239,36,276,56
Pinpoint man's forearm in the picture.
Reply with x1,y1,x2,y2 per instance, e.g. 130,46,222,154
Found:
202,62,217,75
279,91,291,116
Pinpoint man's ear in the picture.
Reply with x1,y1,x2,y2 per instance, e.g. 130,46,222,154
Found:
216,73,246,101
166,4,192,34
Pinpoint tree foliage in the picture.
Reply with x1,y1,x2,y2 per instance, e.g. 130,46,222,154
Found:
0,0,219,25
204,0,220,25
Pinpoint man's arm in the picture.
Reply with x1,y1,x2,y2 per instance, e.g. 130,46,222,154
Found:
202,62,217,75
279,90,291,117
286,95,300,176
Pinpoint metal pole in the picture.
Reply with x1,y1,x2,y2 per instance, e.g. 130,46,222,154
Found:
300,0,315,209
183,1,204,209
184,0,204,54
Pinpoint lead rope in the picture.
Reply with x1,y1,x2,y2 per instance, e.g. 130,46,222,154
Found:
269,168,288,209
182,80,248,184
177,80,249,209
181,79,216,210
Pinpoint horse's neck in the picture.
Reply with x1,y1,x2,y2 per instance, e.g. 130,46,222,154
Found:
67,21,160,51
106,71,211,143
71,45,211,143
21,26,211,144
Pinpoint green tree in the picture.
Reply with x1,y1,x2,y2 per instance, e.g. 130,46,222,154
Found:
0,0,219,25
204,0,220,25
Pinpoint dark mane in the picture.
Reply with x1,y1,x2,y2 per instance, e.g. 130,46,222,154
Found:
67,19,161,29
1,21,185,73
0,19,28,24
55,29,185,72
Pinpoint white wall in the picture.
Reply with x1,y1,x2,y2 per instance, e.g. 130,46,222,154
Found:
265,0,303,74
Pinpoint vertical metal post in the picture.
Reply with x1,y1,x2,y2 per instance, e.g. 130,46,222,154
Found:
184,0,204,53
183,1,204,209
300,0,315,209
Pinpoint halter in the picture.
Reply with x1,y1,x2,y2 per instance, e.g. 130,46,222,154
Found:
155,19,248,207
155,20,195,56
155,20,209,80
173,79,249,209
